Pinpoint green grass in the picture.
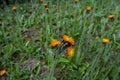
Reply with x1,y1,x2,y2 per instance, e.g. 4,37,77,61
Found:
0,0,120,80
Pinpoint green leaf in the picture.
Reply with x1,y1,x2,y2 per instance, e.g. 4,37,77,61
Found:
58,58,70,63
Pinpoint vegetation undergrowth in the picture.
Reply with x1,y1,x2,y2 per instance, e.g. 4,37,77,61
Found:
0,0,120,80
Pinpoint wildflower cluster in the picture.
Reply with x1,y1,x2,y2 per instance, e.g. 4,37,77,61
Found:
63,35,75,57
51,35,75,57
85,5,115,21
43,4,49,12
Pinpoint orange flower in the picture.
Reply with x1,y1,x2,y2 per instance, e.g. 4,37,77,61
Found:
40,0,44,2
0,69,6,76
102,38,110,44
45,8,49,11
108,14,115,19
63,35,75,45
74,0,78,3
51,39,61,47
67,46,75,57
0,19,2,25
0,21,2,25
43,4,48,8
12,6,17,11
86,6,91,11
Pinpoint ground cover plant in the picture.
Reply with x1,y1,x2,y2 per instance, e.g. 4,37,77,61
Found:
0,0,120,80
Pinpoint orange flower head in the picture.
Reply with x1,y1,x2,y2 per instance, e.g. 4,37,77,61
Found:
0,19,2,25
86,6,91,11
74,0,78,3
67,46,75,57
0,21,2,25
51,39,61,47
63,35,75,45
102,38,110,44
0,69,6,76
43,4,48,8
40,0,44,2
12,6,16,11
45,8,49,11
108,15,115,19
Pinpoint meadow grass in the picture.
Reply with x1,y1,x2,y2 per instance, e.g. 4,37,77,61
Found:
0,0,120,80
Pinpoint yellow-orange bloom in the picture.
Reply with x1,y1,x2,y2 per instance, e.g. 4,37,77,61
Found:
74,0,78,3
12,6,16,11
86,6,91,11
108,15,115,19
63,35,75,45
40,0,44,2
51,39,61,47
45,8,49,11
102,38,110,44
0,69,6,76
67,46,75,57
0,21,2,25
43,4,48,8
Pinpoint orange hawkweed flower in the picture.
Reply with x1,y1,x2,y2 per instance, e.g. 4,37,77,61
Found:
51,39,61,47
74,0,78,3
12,6,16,11
67,46,75,57
0,21,2,25
0,69,6,76
102,38,110,44
108,14,115,19
63,35,75,45
40,0,44,2
43,4,48,8
0,20,2,25
45,8,49,11
86,6,91,11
